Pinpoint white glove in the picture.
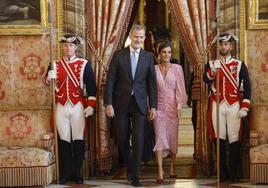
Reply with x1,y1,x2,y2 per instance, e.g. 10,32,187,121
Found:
237,109,248,118
212,60,221,72
84,106,94,117
47,70,56,80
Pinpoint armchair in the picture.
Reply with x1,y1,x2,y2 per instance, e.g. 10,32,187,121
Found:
0,110,56,187
249,130,268,184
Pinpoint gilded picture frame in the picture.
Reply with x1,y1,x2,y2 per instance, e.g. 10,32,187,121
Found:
0,0,48,35
248,0,268,29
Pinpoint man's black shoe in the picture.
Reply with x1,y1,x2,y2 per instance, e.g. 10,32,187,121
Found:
59,178,69,185
220,174,230,182
74,177,84,184
127,172,132,181
131,177,142,187
220,177,228,182
231,177,240,183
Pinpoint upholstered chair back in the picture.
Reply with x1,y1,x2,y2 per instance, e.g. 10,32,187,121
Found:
0,110,51,148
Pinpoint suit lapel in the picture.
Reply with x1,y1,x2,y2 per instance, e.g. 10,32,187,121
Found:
123,47,132,80
134,49,145,80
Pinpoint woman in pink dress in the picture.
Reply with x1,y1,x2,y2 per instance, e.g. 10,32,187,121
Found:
153,41,186,183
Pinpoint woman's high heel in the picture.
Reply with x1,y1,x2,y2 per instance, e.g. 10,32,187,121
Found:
156,178,164,184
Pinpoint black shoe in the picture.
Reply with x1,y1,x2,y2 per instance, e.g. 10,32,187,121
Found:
231,178,240,183
59,177,69,184
219,170,229,182
220,175,229,182
127,172,132,181
74,177,84,184
131,177,142,187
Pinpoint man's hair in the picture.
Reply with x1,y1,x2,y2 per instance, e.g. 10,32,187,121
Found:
129,24,145,35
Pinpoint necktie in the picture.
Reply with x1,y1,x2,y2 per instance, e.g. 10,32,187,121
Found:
131,51,138,79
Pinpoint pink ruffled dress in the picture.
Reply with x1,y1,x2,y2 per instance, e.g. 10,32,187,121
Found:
153,64,187,156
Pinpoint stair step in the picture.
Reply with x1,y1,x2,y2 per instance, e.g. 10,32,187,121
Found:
177,145,194,157
179,118,192,125
181,107,192,117
177,106,194,157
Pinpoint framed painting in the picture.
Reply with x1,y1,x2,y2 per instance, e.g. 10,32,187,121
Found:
0,0,48,35
248,0,268,29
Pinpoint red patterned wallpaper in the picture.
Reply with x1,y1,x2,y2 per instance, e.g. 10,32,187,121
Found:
247,30,268,143
0,35,52,110
0,0,58,145
0,110,51,147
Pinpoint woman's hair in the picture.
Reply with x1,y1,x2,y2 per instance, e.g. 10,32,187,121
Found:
157,40,172,54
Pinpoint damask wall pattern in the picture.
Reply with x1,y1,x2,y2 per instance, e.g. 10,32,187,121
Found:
0,110,51,148
247,30,268,143
0,35,52,151
247,31,268,105
0,36,52,110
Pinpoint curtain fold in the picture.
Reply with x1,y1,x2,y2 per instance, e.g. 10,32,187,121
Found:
168,0,215,175
86,0,134,173
168,0,212,65
118,0,140,48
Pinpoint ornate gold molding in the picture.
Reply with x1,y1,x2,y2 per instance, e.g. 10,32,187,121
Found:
56,0,64,58
240,0,247,64
248,0,268,29
0,0,48,35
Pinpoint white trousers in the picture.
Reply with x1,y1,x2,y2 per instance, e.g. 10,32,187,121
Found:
55,102,85,143
212,101,240,143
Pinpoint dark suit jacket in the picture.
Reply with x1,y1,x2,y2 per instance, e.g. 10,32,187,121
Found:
104,47,157,115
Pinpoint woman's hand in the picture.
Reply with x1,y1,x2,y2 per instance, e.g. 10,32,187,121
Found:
149,108,156,120
177,109,181,118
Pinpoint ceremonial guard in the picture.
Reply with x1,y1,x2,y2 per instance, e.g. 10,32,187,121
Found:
44,33,96,184
203,33,251,181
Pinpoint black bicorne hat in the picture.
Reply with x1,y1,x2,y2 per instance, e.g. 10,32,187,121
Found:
219,33,239,43
59,33,83,45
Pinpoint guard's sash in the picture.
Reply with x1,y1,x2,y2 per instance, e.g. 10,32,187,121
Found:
60,58,87,108
219,60,238,90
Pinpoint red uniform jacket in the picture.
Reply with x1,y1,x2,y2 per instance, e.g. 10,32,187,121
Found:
43,56,97,132
44,57,97,107
203,56,251,140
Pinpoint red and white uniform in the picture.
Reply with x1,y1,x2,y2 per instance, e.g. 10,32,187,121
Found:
54,57,87,105
203,55,251,143
44,56,96,142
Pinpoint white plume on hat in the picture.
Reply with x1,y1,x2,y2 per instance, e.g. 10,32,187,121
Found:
219,33,239,42
59,33,84,45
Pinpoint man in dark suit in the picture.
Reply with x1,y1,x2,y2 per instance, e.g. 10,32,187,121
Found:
104,25,157,187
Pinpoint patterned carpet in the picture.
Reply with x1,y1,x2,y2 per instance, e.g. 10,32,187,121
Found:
47,179,265,188
46,107,264,187
111,157,204,180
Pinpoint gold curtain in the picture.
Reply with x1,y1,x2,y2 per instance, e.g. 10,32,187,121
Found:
63,0,86,57
168,0,216,175
86,0,134,173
